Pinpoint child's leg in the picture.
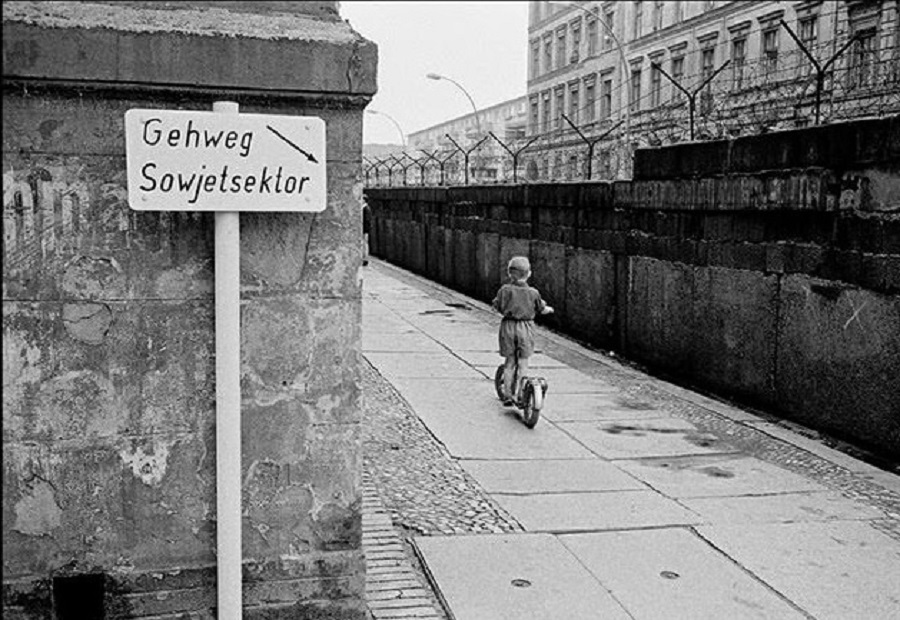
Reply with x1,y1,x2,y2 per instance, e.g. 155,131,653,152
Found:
502,354,517,400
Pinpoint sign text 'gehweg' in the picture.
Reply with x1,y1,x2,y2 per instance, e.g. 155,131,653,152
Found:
125,109,326,212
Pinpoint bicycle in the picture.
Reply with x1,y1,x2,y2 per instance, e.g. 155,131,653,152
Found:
494,353,548,429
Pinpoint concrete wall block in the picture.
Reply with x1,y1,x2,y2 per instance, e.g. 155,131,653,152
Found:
529,241,567,315
624,257,695,371
690,266,778,400
564,249,616,346
775,275,900,454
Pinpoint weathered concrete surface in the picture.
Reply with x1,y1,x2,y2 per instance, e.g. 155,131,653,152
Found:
3,1,376,617
615,455,828,498
461,459,645,494
680,491,886,524
557,417,738,459
775,275,900,450
696,521,900,619
560,529,807,619
414,534,631,620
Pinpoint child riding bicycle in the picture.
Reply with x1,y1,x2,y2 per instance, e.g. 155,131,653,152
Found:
492,256,554,406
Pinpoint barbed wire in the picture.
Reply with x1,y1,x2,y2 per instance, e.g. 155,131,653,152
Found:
366,18,900,187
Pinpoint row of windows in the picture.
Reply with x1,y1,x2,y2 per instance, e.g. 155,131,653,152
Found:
531,1,724,79
529,17,886,134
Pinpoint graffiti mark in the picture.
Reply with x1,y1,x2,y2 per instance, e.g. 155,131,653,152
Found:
843,298,868,331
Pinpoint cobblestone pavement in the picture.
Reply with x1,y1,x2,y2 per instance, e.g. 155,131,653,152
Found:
360,261,900,616
361,356,522,619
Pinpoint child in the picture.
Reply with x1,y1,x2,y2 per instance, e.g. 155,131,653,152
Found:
492,256,553,405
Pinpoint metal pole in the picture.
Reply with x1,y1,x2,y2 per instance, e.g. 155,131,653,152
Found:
212,100,241,620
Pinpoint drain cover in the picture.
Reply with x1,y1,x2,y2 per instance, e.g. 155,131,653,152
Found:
660,570,680,580
510,578,532,588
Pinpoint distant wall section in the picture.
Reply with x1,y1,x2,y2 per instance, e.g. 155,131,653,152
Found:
366,117,900,457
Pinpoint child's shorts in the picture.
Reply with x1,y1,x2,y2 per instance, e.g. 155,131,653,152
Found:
499,318,535,358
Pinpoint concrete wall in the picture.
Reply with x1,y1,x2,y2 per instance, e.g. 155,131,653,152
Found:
366,117,900,458
2,1,376,618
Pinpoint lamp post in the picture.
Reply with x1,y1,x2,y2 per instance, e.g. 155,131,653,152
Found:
426,72,482,135
366,109,406,147
547,1,630,142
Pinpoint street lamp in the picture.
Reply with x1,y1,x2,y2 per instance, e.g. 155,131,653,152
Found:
547,1,630,142
425,72,482,135
366,109,406,147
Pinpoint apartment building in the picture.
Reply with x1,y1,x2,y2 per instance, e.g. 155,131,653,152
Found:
525,0,900,180
407,96,528,184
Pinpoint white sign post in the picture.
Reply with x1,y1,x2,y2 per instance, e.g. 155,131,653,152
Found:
126,103,326,619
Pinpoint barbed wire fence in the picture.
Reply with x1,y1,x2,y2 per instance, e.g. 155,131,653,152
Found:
365,16,900,187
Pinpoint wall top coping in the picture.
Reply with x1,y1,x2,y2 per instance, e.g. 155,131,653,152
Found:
2,1,377,97
2,1,355,43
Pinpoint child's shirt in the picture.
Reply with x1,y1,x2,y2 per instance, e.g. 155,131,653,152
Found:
492,281,547,320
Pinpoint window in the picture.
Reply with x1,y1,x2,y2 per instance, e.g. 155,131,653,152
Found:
542,92,551,132
700,48,715,113
653,2,663,32
673,1,683,23
571,21,582,63
600,149,612,178
603,9,615,51
587,17,598,56
851,29,877,89
731,37,746,90
633,2,643,39
544,36,553,73
556,88,565,130
799,16,818,49
569,84,580,124
650,63,662,107
763,28,779,79
557,29,567,70
530,98,539,135
585,80,596,122
600,77,613,119
531,41,540,78
630,68,642,111
670,55,685,101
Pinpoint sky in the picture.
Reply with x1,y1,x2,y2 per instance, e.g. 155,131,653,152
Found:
338,1,529,145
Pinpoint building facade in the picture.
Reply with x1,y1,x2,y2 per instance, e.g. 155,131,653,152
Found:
405,96,528,184
525,0,900,180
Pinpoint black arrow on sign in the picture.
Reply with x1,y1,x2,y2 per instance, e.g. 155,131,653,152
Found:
266,125,319,163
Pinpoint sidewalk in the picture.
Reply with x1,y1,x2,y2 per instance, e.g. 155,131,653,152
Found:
361,259,900,620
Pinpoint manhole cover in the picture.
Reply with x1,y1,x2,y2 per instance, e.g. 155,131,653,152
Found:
510,578,532,588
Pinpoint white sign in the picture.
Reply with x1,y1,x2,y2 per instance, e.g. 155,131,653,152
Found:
125,109,326,212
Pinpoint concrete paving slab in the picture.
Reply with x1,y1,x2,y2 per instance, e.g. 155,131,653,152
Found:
696,521,900,619
414,534,631,620
541,393,671,422
460,459,645,494
493,490,702,532
363,352,484,380
616,454,827,498
456,351,567,368
560,528,807,619
680,491,887,524
388,377,596,461
558,418,739,459
524,368,619,394
362,331,446,353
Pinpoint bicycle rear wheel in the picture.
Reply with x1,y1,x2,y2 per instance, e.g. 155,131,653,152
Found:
521,380,541,429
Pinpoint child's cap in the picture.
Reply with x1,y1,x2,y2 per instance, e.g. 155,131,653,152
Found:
508,256,531,278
